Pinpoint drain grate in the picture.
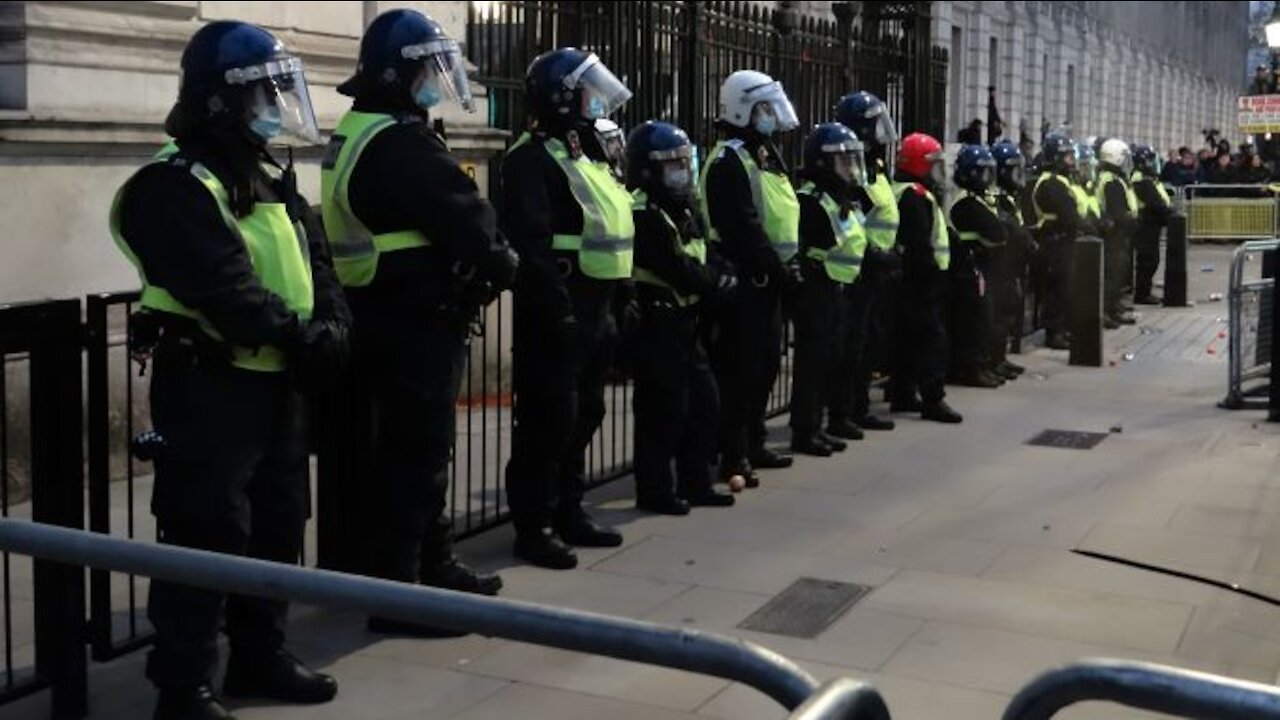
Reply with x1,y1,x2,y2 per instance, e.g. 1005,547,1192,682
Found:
737,578,871,638
1026,429,1109,450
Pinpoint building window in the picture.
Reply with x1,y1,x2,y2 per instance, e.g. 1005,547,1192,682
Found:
951,24,964,141
1066,64,1075,125
989,36,999,90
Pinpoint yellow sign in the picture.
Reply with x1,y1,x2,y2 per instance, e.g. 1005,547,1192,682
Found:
1238,95,1280,133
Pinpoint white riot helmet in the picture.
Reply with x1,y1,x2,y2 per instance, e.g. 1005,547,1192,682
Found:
1099,138,1132,175
717,70,799,136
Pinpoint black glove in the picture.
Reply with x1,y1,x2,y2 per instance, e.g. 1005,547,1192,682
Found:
782,257,804,288
484,245,520,293
290,317,350,391
712,270,739,298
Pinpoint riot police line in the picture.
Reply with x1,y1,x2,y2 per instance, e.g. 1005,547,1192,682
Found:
108,13,1175,720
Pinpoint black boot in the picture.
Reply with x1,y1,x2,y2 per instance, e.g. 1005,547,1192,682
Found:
680,486,736,507
636,495,691,516
1045,333,1070,350
421,557,503,596
856,415,895,431
154,685,235,720
1133,292,1162,305
951,370,1002,388
513,527,577,570
921,400,963,424
991,364,1018,381
889,396,922,413
223,649,337,705
555,507,623,547
826,418,866,440
747,448,793,469
818,431,848,452
999,360,1025,375
790,433,833,457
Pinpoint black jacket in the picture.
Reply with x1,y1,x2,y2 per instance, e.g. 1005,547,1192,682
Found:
950,193,1007,275
1132,175,1174,227
1032,172,1086,238
633,199,725,302
894,179,948,286
343,102,514,310
118,135,348,352
703,132,788,283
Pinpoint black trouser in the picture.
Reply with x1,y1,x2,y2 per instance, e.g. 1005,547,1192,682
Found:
1103,229,1130,314
790,264,842,438
948,261,992,377
708,279,782,474
632,294,719,501
506,280,615,535
1037,235,1074,337
989,245,1021,363
1133,223,1162,298
828,274,875,425
146,341,308,691
889,277,949,404
346,292,468,583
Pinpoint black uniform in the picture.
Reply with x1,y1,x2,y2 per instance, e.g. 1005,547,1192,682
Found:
790,179,849,441
1032,172,1087,340
337,105,515,586
117,135,349,691
502,131,619,536
889,181,950,405
1098,170,1136,316
992,192,1035,359
631,198,728,503
949,193,1008,378
1132,175,1174,299
702,134,789,477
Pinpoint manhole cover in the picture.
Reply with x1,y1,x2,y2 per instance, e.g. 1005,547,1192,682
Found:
1026,429,1109,450
737,578,871,638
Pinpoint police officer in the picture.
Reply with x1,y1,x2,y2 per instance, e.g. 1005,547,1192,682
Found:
699,70,802,486
1130,144,1174,305
1096,138,1138,327
111,21,345,719
791,123,869,455
322,10,518,632
627,121,738,512
502,48,634,569
832,91,901,436
1031,133,1087,350
888,133,963,423
948,145,1007,388
989,140,1032,378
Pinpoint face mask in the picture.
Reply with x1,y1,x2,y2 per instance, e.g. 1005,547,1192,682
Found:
754,114,777,137
584,93,606,120
248,108,282,143
662,167,692,196
414,84,442,109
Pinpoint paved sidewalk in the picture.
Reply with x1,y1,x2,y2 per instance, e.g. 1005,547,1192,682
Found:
9,245,1280,720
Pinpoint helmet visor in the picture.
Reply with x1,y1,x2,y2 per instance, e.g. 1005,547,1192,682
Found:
927,151,947,186
748,81,799,132
1002,158,1027,189
872,108,899,145
403,38,474,112
593,119,625,164
567,55,632,120
233,57,320,146
828,148,866,187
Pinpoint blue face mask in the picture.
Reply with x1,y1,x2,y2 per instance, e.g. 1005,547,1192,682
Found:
753,114,777,137
414,84,442,110
248,111,282,143
585,94,606,120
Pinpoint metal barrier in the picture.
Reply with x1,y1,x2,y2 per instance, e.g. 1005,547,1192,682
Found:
1221,239,1279,409
84,291,154,661
0,301,86,715
1002,659,1280,720
0,518,889,720
1180,185,1280,242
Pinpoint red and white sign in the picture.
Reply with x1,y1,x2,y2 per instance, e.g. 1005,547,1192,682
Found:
1238,95,1280,133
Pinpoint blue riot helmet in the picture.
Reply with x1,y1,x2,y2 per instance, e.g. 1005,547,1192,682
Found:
803,122,867,188
835,91,898,148
990,140,1026,192
1040,132,1076,175
525,47,632,131
625,121,697,204
338,9,473,112
954,144,996,193
167,20,320,146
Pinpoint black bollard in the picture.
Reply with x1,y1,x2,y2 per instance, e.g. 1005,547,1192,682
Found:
1070,237,1104,367
1163,215,1188,307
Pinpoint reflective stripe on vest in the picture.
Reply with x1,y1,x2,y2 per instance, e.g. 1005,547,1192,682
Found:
320,111,430,288
698,139,800,262
1096,170,1137,217
631,190,707,307
863,172,901,252
797,182,866,284
1032,173,1086,228
892,182,951,271
109,143,314,372
950,191,1004,248
1131,172,1171,210
528,134,634,280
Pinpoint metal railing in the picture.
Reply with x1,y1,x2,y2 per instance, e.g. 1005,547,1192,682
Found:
1003,659,1280,719
0,518,889,720
1221,239,1279,409
1180,184,1280,242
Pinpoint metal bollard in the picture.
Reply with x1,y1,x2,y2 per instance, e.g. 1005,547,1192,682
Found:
1070,237,1104,367
1163,215,1188,307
